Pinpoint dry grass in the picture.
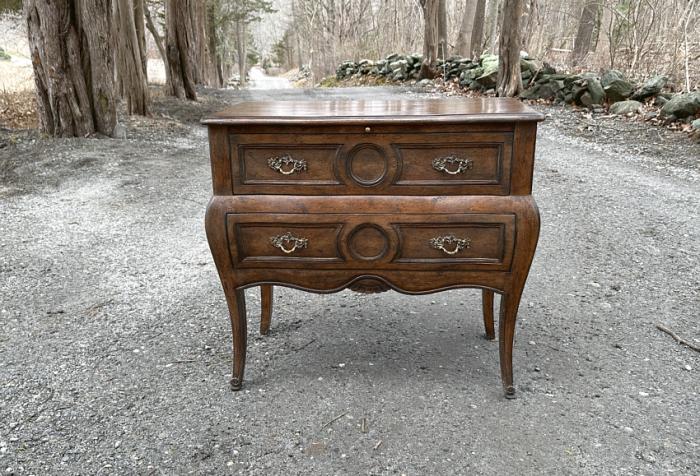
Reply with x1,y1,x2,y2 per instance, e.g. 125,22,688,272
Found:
0,57,166,131
0,88,38,129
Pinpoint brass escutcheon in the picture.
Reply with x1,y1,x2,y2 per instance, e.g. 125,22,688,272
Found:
429,234,471,255
270,232,309,254
432,155,474,175
267,155,307,175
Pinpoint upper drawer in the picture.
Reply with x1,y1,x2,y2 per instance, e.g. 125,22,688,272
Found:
228,132,512,195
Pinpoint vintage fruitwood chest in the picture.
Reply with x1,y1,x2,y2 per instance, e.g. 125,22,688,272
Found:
203,98,543,398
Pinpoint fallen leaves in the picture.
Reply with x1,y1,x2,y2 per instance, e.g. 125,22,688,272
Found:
0,88,38,129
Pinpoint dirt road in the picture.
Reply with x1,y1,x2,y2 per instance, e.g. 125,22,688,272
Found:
1,86,698,475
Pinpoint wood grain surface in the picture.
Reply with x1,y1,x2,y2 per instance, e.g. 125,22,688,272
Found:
202,98,545,125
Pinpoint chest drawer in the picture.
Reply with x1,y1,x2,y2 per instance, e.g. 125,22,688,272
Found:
228,131,512,195
236,142,342,186
226,212,515,271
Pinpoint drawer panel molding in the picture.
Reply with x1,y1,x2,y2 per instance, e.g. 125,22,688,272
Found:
346,143,391,187
226,212,515,272
392,141,506,186
236,142,342,186
228,132,513,195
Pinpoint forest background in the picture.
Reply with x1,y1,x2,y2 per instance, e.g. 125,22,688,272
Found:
0,0,698,136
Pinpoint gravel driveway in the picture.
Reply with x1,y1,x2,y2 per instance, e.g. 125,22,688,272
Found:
1,86,698,475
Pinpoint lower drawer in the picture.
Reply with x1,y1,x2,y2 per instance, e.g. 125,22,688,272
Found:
226,213,515,271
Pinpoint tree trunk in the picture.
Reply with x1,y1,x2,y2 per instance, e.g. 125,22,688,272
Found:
207,3,224,87
496,0,523,97
165,0,197,100
682,0,696,92
572,1,597,66
295,30,303,69
456,0,477,58
114,0,149,115
24,0,116,137
191,2,218,87
437,0,448,60
236,20,248,86
133,0,147,80
470,0,486,57
292,0,303,68
419,0,440,79
144,3,169,83
488,0,501,54
520,0,536,52
595,2,613,68
192,2,206,85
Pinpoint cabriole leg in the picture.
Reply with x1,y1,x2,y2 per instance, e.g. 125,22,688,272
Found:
225,286,248,391
260,285,273,335
499,290,523,399
481,289,495,340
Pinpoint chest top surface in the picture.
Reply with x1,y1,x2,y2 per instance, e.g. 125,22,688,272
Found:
202,98,545,126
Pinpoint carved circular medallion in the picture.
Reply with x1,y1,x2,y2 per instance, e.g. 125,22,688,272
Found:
346,144,388,186
348,224,389,261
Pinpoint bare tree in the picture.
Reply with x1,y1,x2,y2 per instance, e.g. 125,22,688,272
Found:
470,0,486,57
420,0,440,79
134,0,148,79
682,0,697,91
207,0,236,83
191,2,218,87
455,0,477,57
496,0,523,96
216,0,274,86
114,0,150,115
437,0,448,60
144,3,165,64
206,2,224,85
519,0,536,52
25,0,116,137
594,1,614,68
236,19,248,85
487,0,501,54
292,0,303,68
572,1,597,66
164,0,197,99
290,0,424,79
454,0,486,58
622,0,660,72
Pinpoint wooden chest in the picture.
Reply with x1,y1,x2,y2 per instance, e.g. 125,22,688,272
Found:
203,99,543,398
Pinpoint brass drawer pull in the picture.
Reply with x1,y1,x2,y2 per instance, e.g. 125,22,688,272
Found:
432,155,473,175
267,155,307,175
429,235,471,255
270,232,308,254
